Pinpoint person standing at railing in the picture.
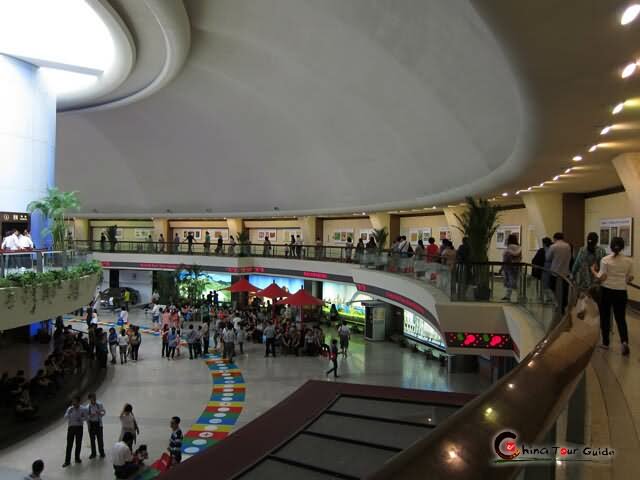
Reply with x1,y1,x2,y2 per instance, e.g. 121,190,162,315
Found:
173,233,180,254
315,237,323,259
345,237,353,262
547,232,572,313
186,232,195,254
215,236,223,255
203,231,211,255
572,232,606,291
228,236,236,256
263,237,272,256
296,235,303,258
591,236,634,356
501,234,522,302
531,237,552,302
100,232,107,252
158,233,165,253
355,237,365,263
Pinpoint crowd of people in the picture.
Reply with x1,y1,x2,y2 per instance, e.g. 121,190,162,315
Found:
0,228,35,269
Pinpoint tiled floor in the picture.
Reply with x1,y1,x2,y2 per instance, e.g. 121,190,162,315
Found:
0,310,489,480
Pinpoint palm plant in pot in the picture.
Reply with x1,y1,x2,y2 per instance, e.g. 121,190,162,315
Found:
454,197,500,300
27,187,80,250
372,227,389,268
237,230,251,256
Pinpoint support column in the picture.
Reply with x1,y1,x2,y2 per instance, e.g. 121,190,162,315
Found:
226,218,244,239
298,216,317,243
522,193,563,243
443,207,464,247
0,55,56,248
612,153,640,218
73,218,89,241
153,218,169,242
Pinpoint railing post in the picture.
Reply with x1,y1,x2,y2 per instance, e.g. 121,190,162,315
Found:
36,251,43,273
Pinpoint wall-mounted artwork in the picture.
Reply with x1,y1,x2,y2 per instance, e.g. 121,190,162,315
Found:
438,227,451,241
332,229,354,243
599,217,633,256
134,228,153,240
495,225,521,249
408,228,432,243
212,229,229,241
359,229,374,241
183,230,202,240
257,229,277,241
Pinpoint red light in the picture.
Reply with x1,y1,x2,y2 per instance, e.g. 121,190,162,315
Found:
463,334,476,346
489,335,503,347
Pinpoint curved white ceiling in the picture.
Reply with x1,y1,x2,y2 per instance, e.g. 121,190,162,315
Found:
57,0,530,216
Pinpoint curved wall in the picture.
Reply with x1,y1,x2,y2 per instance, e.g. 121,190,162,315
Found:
0,273,100,330
0,54,55,246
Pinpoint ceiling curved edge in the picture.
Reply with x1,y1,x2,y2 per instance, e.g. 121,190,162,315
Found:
60,0,191,114
55,0,135,111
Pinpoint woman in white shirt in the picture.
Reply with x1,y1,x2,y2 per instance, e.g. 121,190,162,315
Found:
118,329,130,364
591,237,634,356
119,403,140,445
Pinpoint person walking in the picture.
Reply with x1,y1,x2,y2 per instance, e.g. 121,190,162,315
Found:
173,233,180,253
158,233,165,253
186,232,195,254
222,323,236,361
572,232,607,291
62,395,86,467
501,234,522,302
215,236,223,255
25,459,44,479
96,330,108,369
161,324,170,358
337,321,351,356
326,339,339,378
591,236,634,356
237,324,247,354
546,232,572,312
263,321,276,357
194,325,203,358
167,327,178,360
168,416,183,465
201,320,210,356
108,327,118,364
151,302,161,331
131,326,142,361
118,329,129,364
228,236,236,256
203,231,211,255
119,403,140,445
186,324,197,359
86,392,106,459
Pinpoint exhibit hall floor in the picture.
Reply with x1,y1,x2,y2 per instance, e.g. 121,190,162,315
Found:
0,310,490,480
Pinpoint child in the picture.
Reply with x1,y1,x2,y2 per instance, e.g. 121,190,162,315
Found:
168,416,183,465
236,325,246,354
326,339,339,378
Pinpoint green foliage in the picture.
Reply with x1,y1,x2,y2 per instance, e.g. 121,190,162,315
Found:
237,230,251,256
0,261,101,290
454,197,500,262
156,271,178,304
372,227,388,253
175,264,209,303
0,261,101,311
27,187,80,250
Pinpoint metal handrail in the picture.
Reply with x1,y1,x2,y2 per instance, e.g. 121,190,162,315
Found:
367,268,599,480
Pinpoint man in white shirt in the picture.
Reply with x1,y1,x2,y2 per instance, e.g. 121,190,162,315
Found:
112,432,139,479
546,232,572,312
18,230,34,249
222,324,236,361
232,312,242,330
86,392,106,459
63,396,87,467
295,235,303,258
1,229,19,250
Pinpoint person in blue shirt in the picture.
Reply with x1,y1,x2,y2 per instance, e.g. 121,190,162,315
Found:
63,396,87,467
167,328,178,360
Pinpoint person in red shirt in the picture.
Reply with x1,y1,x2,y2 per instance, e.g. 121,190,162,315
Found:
426,237,439,262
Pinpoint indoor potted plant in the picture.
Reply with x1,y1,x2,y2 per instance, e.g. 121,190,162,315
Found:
454,197,500,300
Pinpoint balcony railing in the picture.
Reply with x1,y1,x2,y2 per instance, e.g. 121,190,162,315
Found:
0,249,90,278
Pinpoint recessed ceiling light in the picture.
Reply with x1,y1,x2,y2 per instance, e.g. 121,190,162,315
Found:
539,182,545,187
501,192,508,197
527,187,532,191
553,175,560,181
588,145,598,152
564,168,572,173
613,102,625,115
361,212,366,215
600,126,611,135
432,206,436,210
515,190,521,195
621,4,640,25
572,155,583,161
622,62,638,78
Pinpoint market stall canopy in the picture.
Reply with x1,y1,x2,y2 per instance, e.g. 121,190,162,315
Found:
276,289,323,306
224,277,259,293
256,282,289,299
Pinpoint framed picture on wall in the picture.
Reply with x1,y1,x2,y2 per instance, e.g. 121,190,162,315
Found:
359,229,373,241
599,217,633,256
495,225,521,249
438,227,451,241
212,229,229,241
134,228,153,240
332,229,354,243
409,228,432,243
257,229,277,241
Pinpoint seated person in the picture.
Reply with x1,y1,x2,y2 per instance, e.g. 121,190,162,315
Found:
15,386,38,420
30,369,55,398
112,432,139,479
133,444,149,466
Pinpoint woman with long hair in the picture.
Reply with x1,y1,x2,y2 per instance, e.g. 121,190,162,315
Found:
572,232,607,291
591,237,634,355
119,403,140,444
501,234,522,302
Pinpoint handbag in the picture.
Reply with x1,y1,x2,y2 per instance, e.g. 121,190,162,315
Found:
150,452,172,473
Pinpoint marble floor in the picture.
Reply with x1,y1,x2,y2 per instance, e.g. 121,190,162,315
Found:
0,310,489,480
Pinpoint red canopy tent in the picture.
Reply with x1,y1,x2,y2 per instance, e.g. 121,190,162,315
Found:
256,282,289,299
224,277,259,293
276,289,323,306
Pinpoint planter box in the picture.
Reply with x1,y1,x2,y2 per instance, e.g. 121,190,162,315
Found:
0,272,100,330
